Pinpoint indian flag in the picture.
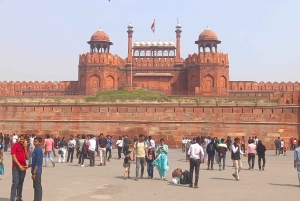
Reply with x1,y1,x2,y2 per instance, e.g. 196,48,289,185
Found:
151,20,155,33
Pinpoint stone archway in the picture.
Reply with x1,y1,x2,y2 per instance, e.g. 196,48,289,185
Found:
106,75,115,89
80,75,86,88
90,74,100,88
219,75,227,88
203,74,214,92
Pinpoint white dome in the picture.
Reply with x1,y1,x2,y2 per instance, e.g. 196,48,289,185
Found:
169,40,174,46
128,23,133,28
176,23,181,28
158,41,163,46
163,40,169,46
152,41,157,46
140,41,146,46
146,40,151,46
134,41,140,46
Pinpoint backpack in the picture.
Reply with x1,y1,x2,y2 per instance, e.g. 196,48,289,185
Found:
172,168,183,178
207,143,215,153
180,170,190,184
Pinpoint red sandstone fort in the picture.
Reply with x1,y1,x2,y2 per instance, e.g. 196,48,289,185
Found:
0,23,299,103
0,23,299,148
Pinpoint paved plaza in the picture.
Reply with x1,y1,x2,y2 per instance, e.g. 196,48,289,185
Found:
0,149,299,201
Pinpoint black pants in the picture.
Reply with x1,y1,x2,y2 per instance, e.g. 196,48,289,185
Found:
67,147,74,163
207,154,215,168
78,151,85,165
118,147,122,159
33,173,42,201
189,158,200,186
88,150,95,166
123,146,129,156
248,153,255,169
106,148,112,160
258,155,266,169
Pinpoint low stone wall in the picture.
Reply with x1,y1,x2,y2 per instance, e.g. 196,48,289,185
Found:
0,103,299,149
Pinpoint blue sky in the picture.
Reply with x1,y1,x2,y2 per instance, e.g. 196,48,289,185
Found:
0,0,299,82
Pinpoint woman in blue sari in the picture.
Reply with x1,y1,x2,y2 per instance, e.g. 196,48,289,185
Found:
152,138,169,181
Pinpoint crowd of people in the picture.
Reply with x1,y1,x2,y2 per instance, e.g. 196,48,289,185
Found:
0,132,299,200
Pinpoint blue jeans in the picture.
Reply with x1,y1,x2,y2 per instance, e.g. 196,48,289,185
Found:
147,161,154,178
10,167,26,201
45,151,54,166
219,155,226,170
297,164,300,185
4,144,8,152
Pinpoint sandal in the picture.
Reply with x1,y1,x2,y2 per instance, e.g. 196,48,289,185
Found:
163,178,168,181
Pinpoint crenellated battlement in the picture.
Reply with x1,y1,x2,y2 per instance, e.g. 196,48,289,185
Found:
185,52,229,66
123,57,184,68
79,53,125,67
229,81,300,91
0,81,78,96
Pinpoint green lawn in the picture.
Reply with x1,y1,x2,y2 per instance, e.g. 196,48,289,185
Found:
85,89,169,102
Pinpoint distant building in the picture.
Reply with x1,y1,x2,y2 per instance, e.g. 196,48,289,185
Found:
0,23,299,103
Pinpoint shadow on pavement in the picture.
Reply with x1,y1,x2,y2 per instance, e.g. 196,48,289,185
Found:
210,178,235,181
268,183,299,187
0,198,10,201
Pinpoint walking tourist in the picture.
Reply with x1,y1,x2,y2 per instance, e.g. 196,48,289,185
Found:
152,138,169,181
4,134,10,152
106,135,114,162
147,136,155,150
274,137,281,156
241,136,246,153
147,148,156,179
257,140,266,171
206,139,217,170
10,134,29,201
123,150,132,180
75,134,80,159
0,141,3,180
188,137,204,188
247,139,256,170
116,136,123,159
31,137,43,201
226,136,232,152
123,135,131,157
217,138,227,171
133,134,148,180
51,135,56,158
280,140,285,156
88,135,96,167
98,133,107,166
58,137,67,163
12,132,18,147
44,134,55,167
290,136,295,150
67,135,76,163
294,140,300,186
29,134,35,166
231,137,245,181
78,135,87,167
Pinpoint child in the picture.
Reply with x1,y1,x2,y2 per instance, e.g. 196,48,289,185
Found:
123,150,132,180
147,148,156,179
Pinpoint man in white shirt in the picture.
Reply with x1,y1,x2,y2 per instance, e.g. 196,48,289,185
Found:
29,134,36,165
88,135,96,167
231,137,245,181
67,135,76,163
188,137,204,189
12,133,18,147
147,136,155,150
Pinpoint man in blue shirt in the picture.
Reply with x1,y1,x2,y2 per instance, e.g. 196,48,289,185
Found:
106,135,114,162
31,137,43,201
294,139,300,187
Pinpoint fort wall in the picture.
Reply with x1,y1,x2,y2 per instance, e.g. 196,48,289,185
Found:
0,103,298,149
